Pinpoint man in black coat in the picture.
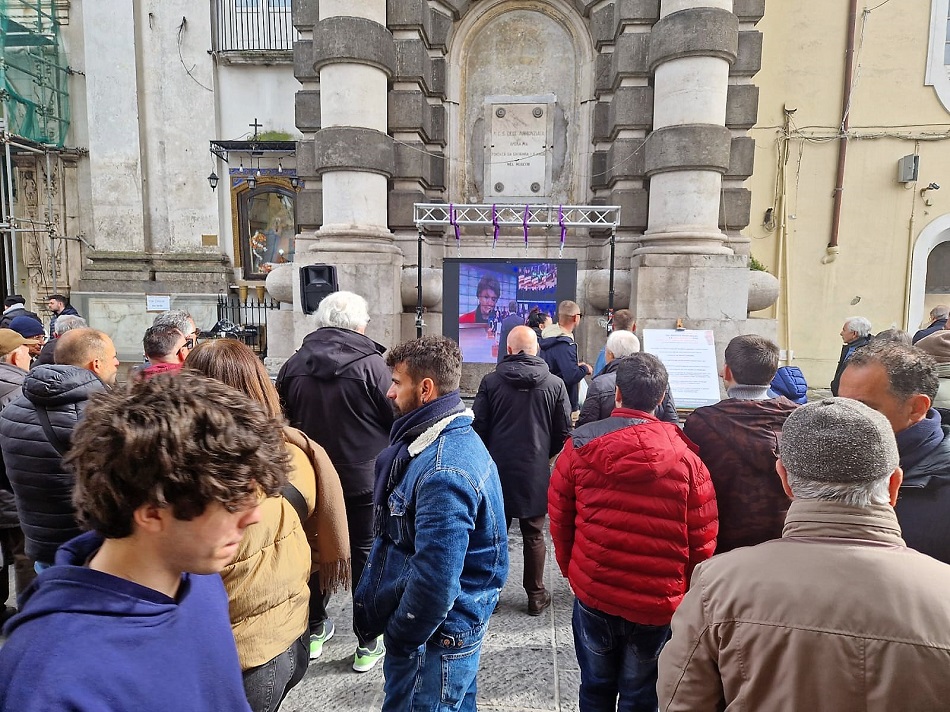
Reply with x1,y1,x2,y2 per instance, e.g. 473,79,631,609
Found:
830,316,872,395
0,296,40,330
276,290,395,671
838,341,950,564
47,294,80,340
473,325,572,616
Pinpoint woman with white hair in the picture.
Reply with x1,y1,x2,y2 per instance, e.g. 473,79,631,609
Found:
576,329,679,427
276,290,394,672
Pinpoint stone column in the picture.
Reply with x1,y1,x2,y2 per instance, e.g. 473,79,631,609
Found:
639,0,737,255
294,1,403,347
80,0,146,253
628,1,775,359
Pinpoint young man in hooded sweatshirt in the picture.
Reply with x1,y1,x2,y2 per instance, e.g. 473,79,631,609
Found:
0,374,288,712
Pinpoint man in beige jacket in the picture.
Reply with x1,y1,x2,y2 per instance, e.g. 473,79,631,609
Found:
658,397,950,712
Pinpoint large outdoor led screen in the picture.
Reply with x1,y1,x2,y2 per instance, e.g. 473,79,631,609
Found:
442,259,578,364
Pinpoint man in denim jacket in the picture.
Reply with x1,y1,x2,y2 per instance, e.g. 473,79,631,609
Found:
355,335,509,711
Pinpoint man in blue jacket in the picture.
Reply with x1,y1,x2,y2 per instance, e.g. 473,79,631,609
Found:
539,300,592,413
0,374,288,712
354,335,508,712
912,305,949,344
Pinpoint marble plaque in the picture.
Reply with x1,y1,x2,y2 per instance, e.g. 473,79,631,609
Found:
485,99,553,200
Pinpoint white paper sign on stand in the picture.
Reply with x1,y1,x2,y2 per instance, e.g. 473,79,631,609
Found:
642,329,721,409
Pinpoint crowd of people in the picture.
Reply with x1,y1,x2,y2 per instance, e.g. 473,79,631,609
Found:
1,291,950,711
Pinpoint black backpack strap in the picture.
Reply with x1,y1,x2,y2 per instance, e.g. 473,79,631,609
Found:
281,482,309,526
36,406,69,457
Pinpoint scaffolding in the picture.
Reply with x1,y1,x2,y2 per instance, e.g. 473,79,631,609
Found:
0,0,71,299
0,0,69,147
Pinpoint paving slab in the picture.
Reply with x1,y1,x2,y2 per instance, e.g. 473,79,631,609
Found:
283,528,579,711
1,529,581,711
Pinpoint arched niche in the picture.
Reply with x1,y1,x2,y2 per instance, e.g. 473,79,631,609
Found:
446,1,595,205
909,212,950,329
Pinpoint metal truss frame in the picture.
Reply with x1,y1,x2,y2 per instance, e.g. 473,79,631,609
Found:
413,203,621,229
411,202,622,338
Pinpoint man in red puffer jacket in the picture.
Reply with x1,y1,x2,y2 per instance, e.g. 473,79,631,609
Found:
549,353,718,712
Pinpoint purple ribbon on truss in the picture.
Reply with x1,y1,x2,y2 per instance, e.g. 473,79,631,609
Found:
449,203,460,255
491,204,499,253
523,204,531,255
558,205,566,257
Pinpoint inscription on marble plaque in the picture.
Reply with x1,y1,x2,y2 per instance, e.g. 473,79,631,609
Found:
485,98,553,200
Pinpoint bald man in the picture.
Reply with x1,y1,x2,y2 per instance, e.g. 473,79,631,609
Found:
0,328,118,569
473,326,572,615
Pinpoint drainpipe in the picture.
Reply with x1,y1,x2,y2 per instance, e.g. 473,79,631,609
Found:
902,141,921,331
824,0,859,264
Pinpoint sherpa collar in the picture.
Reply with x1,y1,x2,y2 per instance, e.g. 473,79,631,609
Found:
408,409,474,457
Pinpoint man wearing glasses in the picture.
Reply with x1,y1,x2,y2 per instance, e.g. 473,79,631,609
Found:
138,325,193,379
152,309,199,343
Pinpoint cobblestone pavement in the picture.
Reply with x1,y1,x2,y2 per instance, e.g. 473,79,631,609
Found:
282,528,580,712
2,529,581,711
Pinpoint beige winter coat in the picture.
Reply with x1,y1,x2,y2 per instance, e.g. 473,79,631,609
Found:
658,500,950,712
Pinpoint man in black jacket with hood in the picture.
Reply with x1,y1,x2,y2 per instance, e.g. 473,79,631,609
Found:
276,290,394,672
473,325,571,616
0,328,117,571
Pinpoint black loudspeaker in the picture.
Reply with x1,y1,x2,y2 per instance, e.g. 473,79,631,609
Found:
300,264,339,314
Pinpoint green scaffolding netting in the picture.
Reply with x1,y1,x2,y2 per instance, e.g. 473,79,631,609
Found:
0,0,69,147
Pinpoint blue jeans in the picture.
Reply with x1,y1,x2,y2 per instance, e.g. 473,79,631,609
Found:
381,635,483,711
572,599,671,712
242,632,309,712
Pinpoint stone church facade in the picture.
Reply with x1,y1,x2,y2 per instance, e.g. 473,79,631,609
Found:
274,0,770,384
20,1,947,388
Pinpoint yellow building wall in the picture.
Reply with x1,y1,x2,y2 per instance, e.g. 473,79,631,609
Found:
747,0,950,387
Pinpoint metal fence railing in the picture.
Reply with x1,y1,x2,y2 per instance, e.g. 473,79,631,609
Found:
212,0,295,53
204,292,281,358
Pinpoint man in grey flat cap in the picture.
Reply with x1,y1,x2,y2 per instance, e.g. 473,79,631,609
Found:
658,398,950,712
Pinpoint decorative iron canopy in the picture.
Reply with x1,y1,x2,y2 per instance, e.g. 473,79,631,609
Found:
209,139,296,163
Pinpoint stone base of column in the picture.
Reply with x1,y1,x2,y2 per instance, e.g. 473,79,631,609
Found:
293,228,404,349
631,253,777,358
634,230,734,255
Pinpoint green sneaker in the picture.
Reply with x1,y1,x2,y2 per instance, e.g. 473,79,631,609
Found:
309,619,335,660
352,636,385,673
